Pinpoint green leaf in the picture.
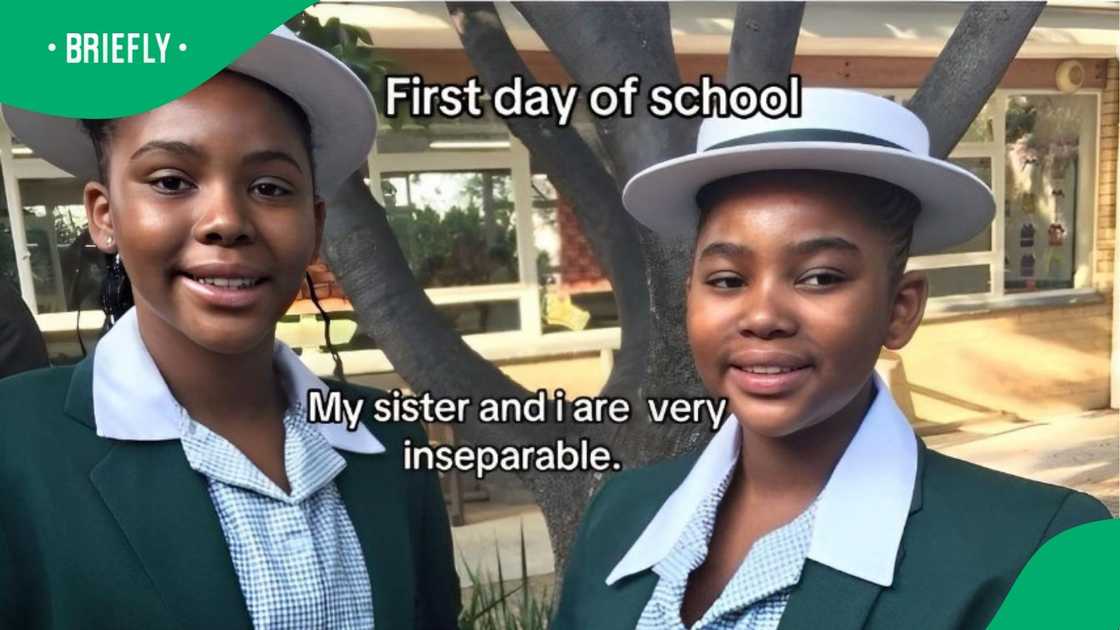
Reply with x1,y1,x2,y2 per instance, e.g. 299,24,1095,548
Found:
345,23,373,46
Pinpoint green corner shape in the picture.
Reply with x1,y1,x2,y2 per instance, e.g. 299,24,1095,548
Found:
988,518,1119,629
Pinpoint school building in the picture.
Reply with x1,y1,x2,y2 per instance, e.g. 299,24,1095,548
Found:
2,1,1118,432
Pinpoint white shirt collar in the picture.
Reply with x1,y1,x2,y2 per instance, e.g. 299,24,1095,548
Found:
606,373,917,588
92,307,384,455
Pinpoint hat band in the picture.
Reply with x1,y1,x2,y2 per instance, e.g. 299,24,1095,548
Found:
706,128,906,152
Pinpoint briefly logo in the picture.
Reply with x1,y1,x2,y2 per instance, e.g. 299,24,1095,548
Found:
47,33,186,64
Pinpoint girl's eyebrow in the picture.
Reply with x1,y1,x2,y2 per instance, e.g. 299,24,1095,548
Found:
789,236,861,256
699,241,748,259
698,237,860,260
128,142,303,174
130,140,202,161
243,149,303,173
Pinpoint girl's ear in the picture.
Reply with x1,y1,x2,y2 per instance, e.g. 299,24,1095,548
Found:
884,270,928,350
84,181,115,253
311,198,326,265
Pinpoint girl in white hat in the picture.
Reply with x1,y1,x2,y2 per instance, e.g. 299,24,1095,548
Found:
0,26,457,629
553,88,1109,630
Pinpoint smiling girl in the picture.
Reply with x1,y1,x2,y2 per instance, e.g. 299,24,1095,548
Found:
554,89,1110,630
0,26,457,630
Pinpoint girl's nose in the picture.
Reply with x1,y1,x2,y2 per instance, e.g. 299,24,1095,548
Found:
738,277,797,339
193,187,256,245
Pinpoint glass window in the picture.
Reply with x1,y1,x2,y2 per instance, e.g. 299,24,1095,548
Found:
1003,94,1093,293
532,171,619,332
0,164,15,288
960,99,995,144
0,222,18,288
382,170,519,288
0,177,103,314
926,265,990,298
897,95,992,144
943,157,993,254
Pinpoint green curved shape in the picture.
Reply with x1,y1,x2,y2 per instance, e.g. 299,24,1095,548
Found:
0,0,312,118
988,519,1119,629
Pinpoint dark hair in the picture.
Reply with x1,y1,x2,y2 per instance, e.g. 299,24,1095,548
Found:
695,170,921,287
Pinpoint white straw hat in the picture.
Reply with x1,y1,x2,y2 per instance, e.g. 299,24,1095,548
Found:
2,25,376,199
622,88,995,255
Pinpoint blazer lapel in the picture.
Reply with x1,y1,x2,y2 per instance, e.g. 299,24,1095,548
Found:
910,439,928,516
69,355,250,629
778,560,884,630
605,571,661,627
778,438,929,630
336,449,415,629
89,442,251,629
598,451,704,628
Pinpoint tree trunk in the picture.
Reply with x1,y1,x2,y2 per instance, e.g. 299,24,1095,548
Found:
909,2,1047,159
317,0,1046,575
726,3,805,87
514,1,709,464
320,174,551,444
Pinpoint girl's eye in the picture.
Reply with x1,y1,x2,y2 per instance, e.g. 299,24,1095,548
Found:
706,274,745,290
252,181,292,198
151,176,194,194
799,271,846,287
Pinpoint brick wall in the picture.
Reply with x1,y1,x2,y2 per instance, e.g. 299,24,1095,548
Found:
1096,58,1118,292
556,196,605,287
299,256,346,302
900,301,1113,420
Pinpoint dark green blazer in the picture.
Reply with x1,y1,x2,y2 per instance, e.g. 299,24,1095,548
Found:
0,357,460,630
554,440,1111,630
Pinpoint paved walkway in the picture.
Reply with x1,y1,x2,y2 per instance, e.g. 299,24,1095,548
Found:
450,409,1120,584
452,500,554,583
929,409,1118,515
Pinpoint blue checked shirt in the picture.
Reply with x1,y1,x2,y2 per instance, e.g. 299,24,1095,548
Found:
178,401,375,630
636,470,818,630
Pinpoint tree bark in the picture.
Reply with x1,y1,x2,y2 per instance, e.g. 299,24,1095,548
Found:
449,1,671,569
909,2,1046,159
315,0,1046,575
448,2,650,402
321,173,570,447
514,1,696,184
726,2,805,88
513,2,709,466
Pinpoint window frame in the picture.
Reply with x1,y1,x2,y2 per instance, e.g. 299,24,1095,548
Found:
2,86,1105,369
862,87,1101,308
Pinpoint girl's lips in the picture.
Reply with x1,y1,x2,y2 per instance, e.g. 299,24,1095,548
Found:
727,364,813,396
179,273,269,309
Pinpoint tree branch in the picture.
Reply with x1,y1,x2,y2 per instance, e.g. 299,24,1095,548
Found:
321,172,564,447
726,2,805,87
449,3,711,564
909,2,1045,159
513,1,698,185
448,1,650,399
512,1,708,464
